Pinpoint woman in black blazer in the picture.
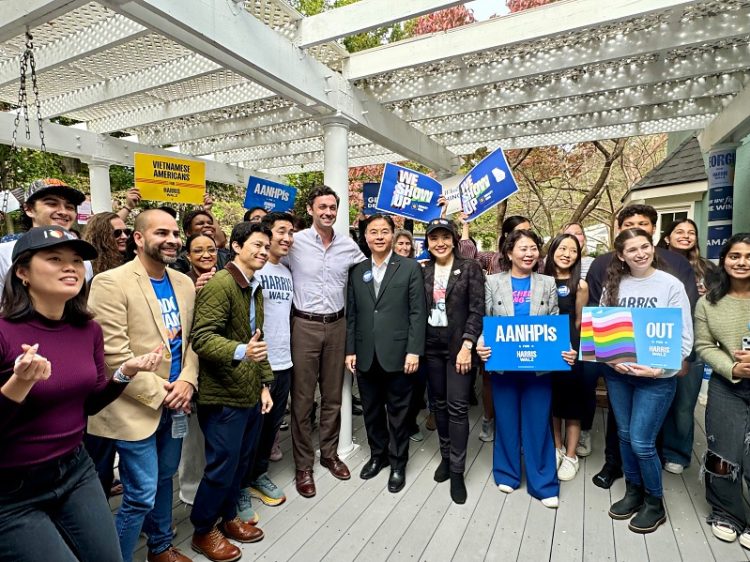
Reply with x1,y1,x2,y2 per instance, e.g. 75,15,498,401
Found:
422,218,485,504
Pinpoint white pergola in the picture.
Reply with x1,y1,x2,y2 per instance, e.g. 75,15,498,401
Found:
1,0,749,183
2,0,749,453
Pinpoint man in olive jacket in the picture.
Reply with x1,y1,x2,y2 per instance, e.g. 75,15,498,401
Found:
189,222,274,562
345,214,426,493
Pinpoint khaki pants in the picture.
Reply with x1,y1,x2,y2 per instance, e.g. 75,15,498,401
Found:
290,315,346,470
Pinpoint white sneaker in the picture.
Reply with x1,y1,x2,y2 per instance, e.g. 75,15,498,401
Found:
555,447,565,469
576,431,592,457
479,418,494,442
664,462,684,474
712,522,738,543
739,530,750,549
498,484,515,494
541,496,559,509
557,455,580,481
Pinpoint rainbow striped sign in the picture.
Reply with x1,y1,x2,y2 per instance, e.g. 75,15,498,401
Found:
579,307,683,369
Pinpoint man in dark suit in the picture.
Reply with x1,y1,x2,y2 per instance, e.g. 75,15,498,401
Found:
346,214,427,493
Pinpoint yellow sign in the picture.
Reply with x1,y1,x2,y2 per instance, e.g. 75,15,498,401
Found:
134,153,206,205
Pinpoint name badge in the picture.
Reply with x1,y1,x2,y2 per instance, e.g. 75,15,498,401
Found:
363,270,373,283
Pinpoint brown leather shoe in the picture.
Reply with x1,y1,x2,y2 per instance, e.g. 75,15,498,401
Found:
296,468,316,497
147,546,191,562
220,516,265,543
320,456,351,480
191,527,241,562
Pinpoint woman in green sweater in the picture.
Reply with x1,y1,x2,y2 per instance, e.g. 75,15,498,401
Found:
694,233,750,548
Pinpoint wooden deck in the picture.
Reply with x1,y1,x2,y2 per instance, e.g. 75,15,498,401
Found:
118,399,746,562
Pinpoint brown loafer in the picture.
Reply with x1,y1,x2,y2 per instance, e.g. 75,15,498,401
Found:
147,546,191,562
191,527,241,562
295,468,316,497
320,456,351,480
220,516,264,543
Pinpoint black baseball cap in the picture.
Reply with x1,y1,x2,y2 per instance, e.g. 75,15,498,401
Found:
12,225,98,263
425,217,455,236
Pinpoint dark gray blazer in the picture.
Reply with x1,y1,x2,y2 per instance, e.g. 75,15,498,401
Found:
346,253,427,373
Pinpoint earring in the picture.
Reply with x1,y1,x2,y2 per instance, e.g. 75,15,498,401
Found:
22,279,29,287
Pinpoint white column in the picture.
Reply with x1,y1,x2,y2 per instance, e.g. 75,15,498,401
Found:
322,117,351,238
87,160,112,214
321,116,359,459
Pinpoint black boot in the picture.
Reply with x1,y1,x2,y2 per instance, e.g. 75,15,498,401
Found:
450,472,467,504
434,458,450,483
628,493,666,534
608,480,644,520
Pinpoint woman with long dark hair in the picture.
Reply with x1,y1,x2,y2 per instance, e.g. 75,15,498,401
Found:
600,228,692,534
83,212,129,276
422,218,484,504
0,226,163,561
477,229,576,509
543,233,589,481
694,233,750,547
657,218,719,475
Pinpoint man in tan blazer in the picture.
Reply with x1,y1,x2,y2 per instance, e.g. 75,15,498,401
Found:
88,209,198,562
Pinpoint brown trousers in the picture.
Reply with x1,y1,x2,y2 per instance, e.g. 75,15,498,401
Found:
290,315,346,470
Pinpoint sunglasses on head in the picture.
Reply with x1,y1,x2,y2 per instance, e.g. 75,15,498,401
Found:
113,228,133,238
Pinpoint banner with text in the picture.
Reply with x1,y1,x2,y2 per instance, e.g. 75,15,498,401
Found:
134,153,205,205
244,176,296,212
460,147,519,222
375,163,442,223
579,307,683,370
362,182,380,216
483,315,571,372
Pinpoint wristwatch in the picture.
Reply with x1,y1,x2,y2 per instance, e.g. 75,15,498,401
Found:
462,341,474,350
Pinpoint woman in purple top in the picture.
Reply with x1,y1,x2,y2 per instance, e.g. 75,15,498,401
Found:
0,225,164,562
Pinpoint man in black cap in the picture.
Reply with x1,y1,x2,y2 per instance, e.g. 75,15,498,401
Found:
0,178,86,293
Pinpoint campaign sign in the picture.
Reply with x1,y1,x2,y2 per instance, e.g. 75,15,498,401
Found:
483,315,571,372
244,176,296,212
706,224,733,260
134,152,205,205
375,163,442,223
460,148,519,222
579,307,683,370
413,236,430,261
707,146,735,221
362,182,380,216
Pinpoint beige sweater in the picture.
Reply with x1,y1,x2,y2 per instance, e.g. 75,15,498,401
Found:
694,294,750,382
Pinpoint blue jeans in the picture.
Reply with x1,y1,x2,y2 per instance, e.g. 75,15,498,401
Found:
661,359,703,467
191,404,262,534
0,446,122,562
115,409,183,562
246,368,292,483
604,370,676,497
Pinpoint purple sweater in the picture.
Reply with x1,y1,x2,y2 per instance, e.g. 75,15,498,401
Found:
0,314,125,468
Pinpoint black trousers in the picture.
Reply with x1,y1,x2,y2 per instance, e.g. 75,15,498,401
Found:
425,330,472,474
357,355,413,470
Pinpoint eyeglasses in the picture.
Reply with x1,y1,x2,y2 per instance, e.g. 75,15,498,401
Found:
113,228,133,238
190,247,217,255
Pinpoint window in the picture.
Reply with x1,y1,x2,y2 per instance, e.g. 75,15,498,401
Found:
658,210,689,243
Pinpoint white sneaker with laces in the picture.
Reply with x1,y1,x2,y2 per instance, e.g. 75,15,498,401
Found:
576,430,592,457
541,496,559,509
664,462,684,474
712,522,738,543
555,447,565,469
557,455,580,481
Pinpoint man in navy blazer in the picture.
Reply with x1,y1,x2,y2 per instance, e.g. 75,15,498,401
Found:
346,214,427,493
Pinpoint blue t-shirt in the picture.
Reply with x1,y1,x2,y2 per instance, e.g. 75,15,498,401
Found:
150,276,183,382
511,276,532,317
